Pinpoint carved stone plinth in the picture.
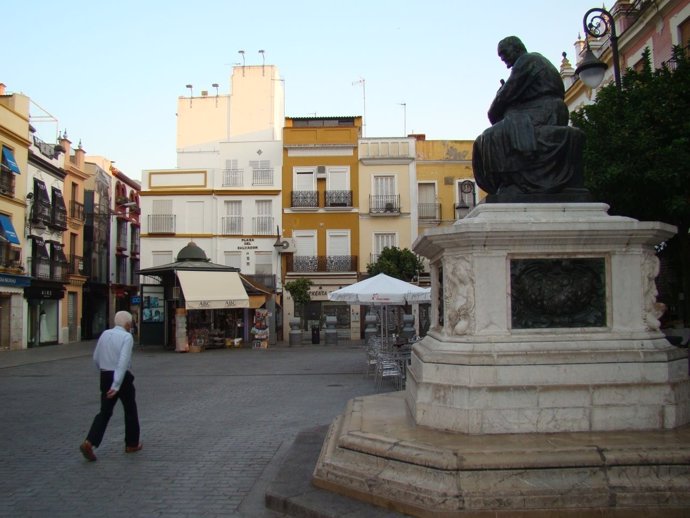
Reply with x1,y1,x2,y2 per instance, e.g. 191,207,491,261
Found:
313,203,690,515
313,393,690,516
409,203,689,434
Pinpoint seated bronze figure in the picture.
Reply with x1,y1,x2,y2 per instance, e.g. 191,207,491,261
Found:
473,36,589,202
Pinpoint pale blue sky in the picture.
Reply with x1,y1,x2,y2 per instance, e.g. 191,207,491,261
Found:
4,0,598,180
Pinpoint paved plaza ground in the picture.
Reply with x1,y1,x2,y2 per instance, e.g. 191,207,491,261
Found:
0,340,388,517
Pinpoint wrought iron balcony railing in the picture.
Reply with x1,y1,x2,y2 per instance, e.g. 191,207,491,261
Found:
325,190,352,207
285,255,358,273
68,254,86,276
252,216,274,235
0,171,15,197
291,191,319,208
418,202,441,220
70,200,86,221
369,194,400,214
221,215,243,235
252,168,274,186
29,257,67,281
223,168,244,187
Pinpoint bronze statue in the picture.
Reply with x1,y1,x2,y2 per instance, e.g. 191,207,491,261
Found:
473,36,588,202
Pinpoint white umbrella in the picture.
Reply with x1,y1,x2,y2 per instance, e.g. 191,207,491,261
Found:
329,273,430,342
328,273,430,304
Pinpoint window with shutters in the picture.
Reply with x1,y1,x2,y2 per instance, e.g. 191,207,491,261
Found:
253,200,273,235
149,200,175,233
223,159,243,186
250,159,273,186
372,233,396,263
222,201,242,234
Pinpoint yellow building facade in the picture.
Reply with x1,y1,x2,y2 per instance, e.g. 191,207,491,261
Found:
415,138,477,231
59,135,89,342
357,137,416,273
0,87,30,349
281,116,362,341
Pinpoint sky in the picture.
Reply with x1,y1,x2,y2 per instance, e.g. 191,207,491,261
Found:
4,0,599,181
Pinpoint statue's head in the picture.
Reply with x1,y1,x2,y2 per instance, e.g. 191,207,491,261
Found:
497,36,527,69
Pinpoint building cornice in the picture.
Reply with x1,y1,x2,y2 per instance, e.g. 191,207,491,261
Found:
140,189,281,196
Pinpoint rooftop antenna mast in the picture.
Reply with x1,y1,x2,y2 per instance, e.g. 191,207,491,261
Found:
398,102,407,136
259,49,265,75
352,77,366,137
238,50,245,76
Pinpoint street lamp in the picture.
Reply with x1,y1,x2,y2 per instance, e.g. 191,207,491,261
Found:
575,7,621,90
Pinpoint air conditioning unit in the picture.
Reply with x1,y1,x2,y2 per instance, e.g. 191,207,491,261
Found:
277,238,297,254
315,165,327,179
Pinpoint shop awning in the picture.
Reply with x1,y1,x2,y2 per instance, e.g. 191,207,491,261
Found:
0,214,20,244
2,147,20,174
248,294,266,309
176,270,249,310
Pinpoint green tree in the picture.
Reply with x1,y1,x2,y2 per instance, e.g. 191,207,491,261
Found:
571,46,690,325
284,278,312,312
366,246,424,282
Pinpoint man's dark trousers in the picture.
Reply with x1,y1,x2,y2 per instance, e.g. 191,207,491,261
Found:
86,370,140,448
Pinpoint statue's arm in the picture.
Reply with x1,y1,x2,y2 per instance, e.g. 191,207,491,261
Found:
487,57,536,124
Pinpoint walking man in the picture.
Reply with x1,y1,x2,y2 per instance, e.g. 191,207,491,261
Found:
80,310,142,461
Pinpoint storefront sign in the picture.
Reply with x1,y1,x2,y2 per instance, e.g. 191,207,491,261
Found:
309,290,329,297
24,286,65,300
0,274,31,287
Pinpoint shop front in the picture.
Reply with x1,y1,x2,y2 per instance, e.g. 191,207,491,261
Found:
24,283,65,346
0,273,30,349
286,280,358,342
174,270,250,352
137,242,270,350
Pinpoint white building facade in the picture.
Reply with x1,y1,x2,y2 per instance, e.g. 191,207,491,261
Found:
140,64,285,343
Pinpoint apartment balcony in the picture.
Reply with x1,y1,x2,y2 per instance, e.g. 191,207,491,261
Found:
115,270,129,286
68,254,86,276
148,214,176,234
221,215,243,235
252,168,274,186
0,170,15,197
223,168,244,187
29,257,67,281
418,202,441,221
70,200,86,222
252,216,274,235
116,231,128,250
369,194,401,215
291,190,319,208
285,255,358,273
325,190,353,208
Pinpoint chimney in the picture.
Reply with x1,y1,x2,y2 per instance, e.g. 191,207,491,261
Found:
60,133,72,157
0,83,6,95
75,141,86,169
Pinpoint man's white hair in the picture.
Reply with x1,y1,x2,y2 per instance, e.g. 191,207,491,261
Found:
114,311,133,328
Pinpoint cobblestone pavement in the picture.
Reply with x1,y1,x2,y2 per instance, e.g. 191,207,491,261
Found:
0,341,382,517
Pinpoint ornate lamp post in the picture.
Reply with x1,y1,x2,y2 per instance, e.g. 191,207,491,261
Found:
575,7,622,90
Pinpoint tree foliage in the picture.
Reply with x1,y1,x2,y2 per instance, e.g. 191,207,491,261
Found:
571,46,690,324
284,278,312,307
366,246,424,282
570,47,690,226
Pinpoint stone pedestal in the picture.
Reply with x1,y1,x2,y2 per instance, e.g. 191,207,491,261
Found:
313,204,690,515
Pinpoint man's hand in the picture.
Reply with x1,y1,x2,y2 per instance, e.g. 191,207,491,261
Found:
106,388,118,399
